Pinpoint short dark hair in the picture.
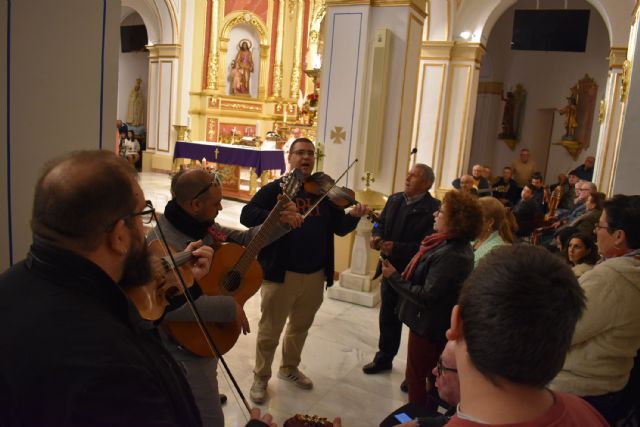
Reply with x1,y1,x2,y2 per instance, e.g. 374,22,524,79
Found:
289,137,314,154
553,225,578,254
603,194,640,249
531,172,544,182
588,192,606,210
459,245,585,388
503,166,512,172
442,190,483,241
31,150,138,250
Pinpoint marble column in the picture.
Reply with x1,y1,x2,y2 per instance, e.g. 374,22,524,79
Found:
415,42,486,198
318,0,426,193
144,44,181,172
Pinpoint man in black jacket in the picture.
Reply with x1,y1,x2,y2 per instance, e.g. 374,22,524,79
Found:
241,138,369,404
362,164,440,375
0,150,273,427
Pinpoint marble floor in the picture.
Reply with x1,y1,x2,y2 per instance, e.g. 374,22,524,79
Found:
139,172,410,427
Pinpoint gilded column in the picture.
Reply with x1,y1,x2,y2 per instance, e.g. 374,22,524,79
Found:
290,0,305,98
206,0,220,90
273,0,286,97
593,47,627,194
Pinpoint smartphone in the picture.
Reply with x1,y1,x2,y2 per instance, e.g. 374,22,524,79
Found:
394,412,412,423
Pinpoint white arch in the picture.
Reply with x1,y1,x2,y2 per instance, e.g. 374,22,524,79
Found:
453,0,634,48
121,0,177,45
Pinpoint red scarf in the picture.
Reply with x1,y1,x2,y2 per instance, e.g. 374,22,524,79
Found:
401,232,451,280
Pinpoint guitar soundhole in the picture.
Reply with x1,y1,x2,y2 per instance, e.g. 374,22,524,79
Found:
223,270,242,292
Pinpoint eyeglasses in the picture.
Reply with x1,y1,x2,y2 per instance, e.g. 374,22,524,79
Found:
594,223,610,233
437,357,458,376
107,200,155,230
124,200,155,224
192,181,214,201
291,150,315,157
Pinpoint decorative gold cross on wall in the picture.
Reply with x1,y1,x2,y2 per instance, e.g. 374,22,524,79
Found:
330,126,346,144
214,148,220,160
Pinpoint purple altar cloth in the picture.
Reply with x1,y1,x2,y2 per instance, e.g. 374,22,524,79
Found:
173,141,285,176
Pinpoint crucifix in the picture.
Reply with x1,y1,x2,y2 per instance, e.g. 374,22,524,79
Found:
214,148,220,160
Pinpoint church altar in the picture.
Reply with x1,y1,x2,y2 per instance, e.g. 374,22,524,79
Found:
173,140,285,176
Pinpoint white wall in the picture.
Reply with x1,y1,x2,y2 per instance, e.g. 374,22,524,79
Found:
117,51,149,123
471,0,610,181
0,0,120,269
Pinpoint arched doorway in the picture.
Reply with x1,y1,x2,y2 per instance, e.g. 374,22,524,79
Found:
117,9,149,167
468,0,611,183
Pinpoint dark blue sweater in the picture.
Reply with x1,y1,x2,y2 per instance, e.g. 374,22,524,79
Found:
240,179,360,286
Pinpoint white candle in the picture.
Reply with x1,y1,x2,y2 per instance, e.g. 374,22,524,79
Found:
187,115,191,128
284,107,288,123
256,122,261,136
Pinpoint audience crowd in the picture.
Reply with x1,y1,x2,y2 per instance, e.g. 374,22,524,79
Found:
1,145,638,427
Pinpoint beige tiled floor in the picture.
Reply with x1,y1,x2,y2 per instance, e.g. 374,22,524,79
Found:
140,172,409,427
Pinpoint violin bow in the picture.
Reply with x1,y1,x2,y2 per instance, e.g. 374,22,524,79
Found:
301,158,358,219
150,216,253,417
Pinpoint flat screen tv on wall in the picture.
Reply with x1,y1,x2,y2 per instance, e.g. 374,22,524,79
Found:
121,25,148,53
511,9,590,52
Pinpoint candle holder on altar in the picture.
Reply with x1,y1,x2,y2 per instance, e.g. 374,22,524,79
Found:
173,125,188,141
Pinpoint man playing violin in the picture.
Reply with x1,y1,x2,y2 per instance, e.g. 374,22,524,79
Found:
362,164,440,379
240,137,370,404
150,168,301,427
0,151,275,427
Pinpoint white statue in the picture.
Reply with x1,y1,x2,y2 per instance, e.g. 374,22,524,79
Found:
126,78,145,126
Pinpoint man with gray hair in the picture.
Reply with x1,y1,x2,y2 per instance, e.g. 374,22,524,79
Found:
363,164,441,376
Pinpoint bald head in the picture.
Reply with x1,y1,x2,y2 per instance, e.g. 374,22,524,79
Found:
459,175,475,192
32,150,138,250
173,169,221,205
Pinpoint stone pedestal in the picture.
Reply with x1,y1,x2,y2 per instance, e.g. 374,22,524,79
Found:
328,217,381,307
328,272,381,307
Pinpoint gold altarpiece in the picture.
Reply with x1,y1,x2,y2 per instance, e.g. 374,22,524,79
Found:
187,0,325,146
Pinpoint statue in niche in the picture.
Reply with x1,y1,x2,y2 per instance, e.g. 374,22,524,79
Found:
126,78,145,126
558,86,579,140
497,84,527,149
230,39,254,95
499,91,516,139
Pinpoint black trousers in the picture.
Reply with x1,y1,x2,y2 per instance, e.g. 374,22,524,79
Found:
374,279,403,364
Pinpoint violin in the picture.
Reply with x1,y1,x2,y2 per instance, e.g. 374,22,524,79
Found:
125,239,195,321
303,172,380,224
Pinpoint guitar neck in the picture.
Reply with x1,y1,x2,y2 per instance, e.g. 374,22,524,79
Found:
233,197,289,274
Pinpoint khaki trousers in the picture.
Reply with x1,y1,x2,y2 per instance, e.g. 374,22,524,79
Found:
254,269,325,379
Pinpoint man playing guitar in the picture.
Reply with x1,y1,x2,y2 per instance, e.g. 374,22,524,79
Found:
149,168,302,427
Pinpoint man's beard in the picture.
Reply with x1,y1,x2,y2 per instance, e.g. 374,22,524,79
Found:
119,234,153,290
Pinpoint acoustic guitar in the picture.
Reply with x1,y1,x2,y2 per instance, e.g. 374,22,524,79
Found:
166,170,303,356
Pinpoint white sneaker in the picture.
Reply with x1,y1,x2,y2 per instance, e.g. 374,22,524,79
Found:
277,368,313,389
250,378,268,404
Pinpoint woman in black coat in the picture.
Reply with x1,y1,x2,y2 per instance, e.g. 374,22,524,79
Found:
382,190,482,407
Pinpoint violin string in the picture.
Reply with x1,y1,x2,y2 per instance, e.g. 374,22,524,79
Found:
150,212,253,418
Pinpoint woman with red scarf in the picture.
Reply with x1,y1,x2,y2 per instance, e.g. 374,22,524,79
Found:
382,190,482,408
